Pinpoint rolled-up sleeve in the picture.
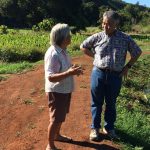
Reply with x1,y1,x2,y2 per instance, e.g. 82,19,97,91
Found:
128,36,142,58
45,54,61,78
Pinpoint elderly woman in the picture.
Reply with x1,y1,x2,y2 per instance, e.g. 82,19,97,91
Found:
45,23,82,150
80,10,142,141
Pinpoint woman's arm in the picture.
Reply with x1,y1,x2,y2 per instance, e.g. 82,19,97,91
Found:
48,65,83,82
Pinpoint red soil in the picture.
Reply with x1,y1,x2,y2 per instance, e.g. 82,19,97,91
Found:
0,52,149,150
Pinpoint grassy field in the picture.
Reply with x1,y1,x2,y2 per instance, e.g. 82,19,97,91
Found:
117,55,150,150
0,28,149,74
0,29,87,76
0,28,150,149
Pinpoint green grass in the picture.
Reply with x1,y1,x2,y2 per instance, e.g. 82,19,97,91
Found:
132,24,150,34
0,31,87,75
0,29,87,62
80,26,102,35
0,29,87,75
130,34,150,52
0,61,34,74
116,55,150,150
22,98,34,105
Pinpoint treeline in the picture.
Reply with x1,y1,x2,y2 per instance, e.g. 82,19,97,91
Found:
0,0,150,31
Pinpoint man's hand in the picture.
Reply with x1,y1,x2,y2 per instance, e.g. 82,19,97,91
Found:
119,65,129,80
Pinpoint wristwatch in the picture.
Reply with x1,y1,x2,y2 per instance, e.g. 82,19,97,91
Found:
126,63,132,68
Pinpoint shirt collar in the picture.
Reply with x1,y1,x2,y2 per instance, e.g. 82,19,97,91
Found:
53,45,67,54
104,29,118,37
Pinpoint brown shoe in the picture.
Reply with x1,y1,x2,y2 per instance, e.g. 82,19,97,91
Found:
103,128,119,140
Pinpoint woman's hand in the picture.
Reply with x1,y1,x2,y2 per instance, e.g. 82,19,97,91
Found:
67,64,83,76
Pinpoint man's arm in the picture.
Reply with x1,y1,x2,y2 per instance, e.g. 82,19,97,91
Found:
120,51,142,77
126,51,142,68
80,46,94,58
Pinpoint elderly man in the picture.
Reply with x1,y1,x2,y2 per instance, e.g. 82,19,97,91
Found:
80,10,142,141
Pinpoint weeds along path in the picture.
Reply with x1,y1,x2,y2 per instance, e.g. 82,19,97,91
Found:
0,52,149,150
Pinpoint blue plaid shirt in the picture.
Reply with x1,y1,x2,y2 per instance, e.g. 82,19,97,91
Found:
80,30,142,71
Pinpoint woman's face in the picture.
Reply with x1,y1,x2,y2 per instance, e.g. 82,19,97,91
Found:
102,16,117,35
62,34,71,47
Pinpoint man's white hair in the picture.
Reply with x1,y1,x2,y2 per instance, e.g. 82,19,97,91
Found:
103,10,120,25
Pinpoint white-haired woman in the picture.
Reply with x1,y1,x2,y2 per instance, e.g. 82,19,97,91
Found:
44,23,83,150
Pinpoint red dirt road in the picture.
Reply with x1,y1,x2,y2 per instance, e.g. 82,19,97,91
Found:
0,53,149,150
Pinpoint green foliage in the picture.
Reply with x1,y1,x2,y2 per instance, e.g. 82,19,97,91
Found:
116,55,150,149
0,0,149,31
0,61,33,74
82,1,99,26
68,33,87,55
0,29,88,62
0,29,49,62
0,25,8,34
117,3,150,32
0,48,44,62
37,18,56,31
32,25,39,32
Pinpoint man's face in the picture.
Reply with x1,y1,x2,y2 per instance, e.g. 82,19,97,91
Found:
102,16,117,35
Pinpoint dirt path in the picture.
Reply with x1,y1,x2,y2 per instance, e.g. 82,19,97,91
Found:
0,52,149,150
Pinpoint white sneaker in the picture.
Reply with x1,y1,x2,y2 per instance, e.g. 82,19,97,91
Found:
103,128,119,140
89,129,100,141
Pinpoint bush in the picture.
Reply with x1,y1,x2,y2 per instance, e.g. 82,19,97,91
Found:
0,48,43,62
32,25,39,32
0,48,19,62
70,26,78,34
37,18,55,31
26,49,44,62
0,25,8,34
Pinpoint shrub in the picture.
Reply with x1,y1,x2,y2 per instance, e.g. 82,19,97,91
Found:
37,18,55,31
32,25,39,32
0,48,19,62
26,49,44,62
0,25,8,34
0,48,43,62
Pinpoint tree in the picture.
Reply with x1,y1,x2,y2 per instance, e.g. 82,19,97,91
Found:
82,1,99,26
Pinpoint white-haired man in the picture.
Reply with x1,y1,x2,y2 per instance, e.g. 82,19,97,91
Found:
80,10,142,141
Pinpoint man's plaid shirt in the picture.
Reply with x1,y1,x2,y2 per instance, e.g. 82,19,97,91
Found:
80,30,142,72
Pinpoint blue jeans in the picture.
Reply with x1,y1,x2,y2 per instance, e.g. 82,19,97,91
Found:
91,66,122,130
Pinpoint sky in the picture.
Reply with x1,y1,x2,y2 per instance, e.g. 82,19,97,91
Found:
123,0,150,7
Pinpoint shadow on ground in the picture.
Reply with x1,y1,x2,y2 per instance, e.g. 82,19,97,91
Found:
59,134,120,150
70,140,119,150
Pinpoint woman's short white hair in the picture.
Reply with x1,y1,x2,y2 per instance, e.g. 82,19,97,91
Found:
50,23,70,46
